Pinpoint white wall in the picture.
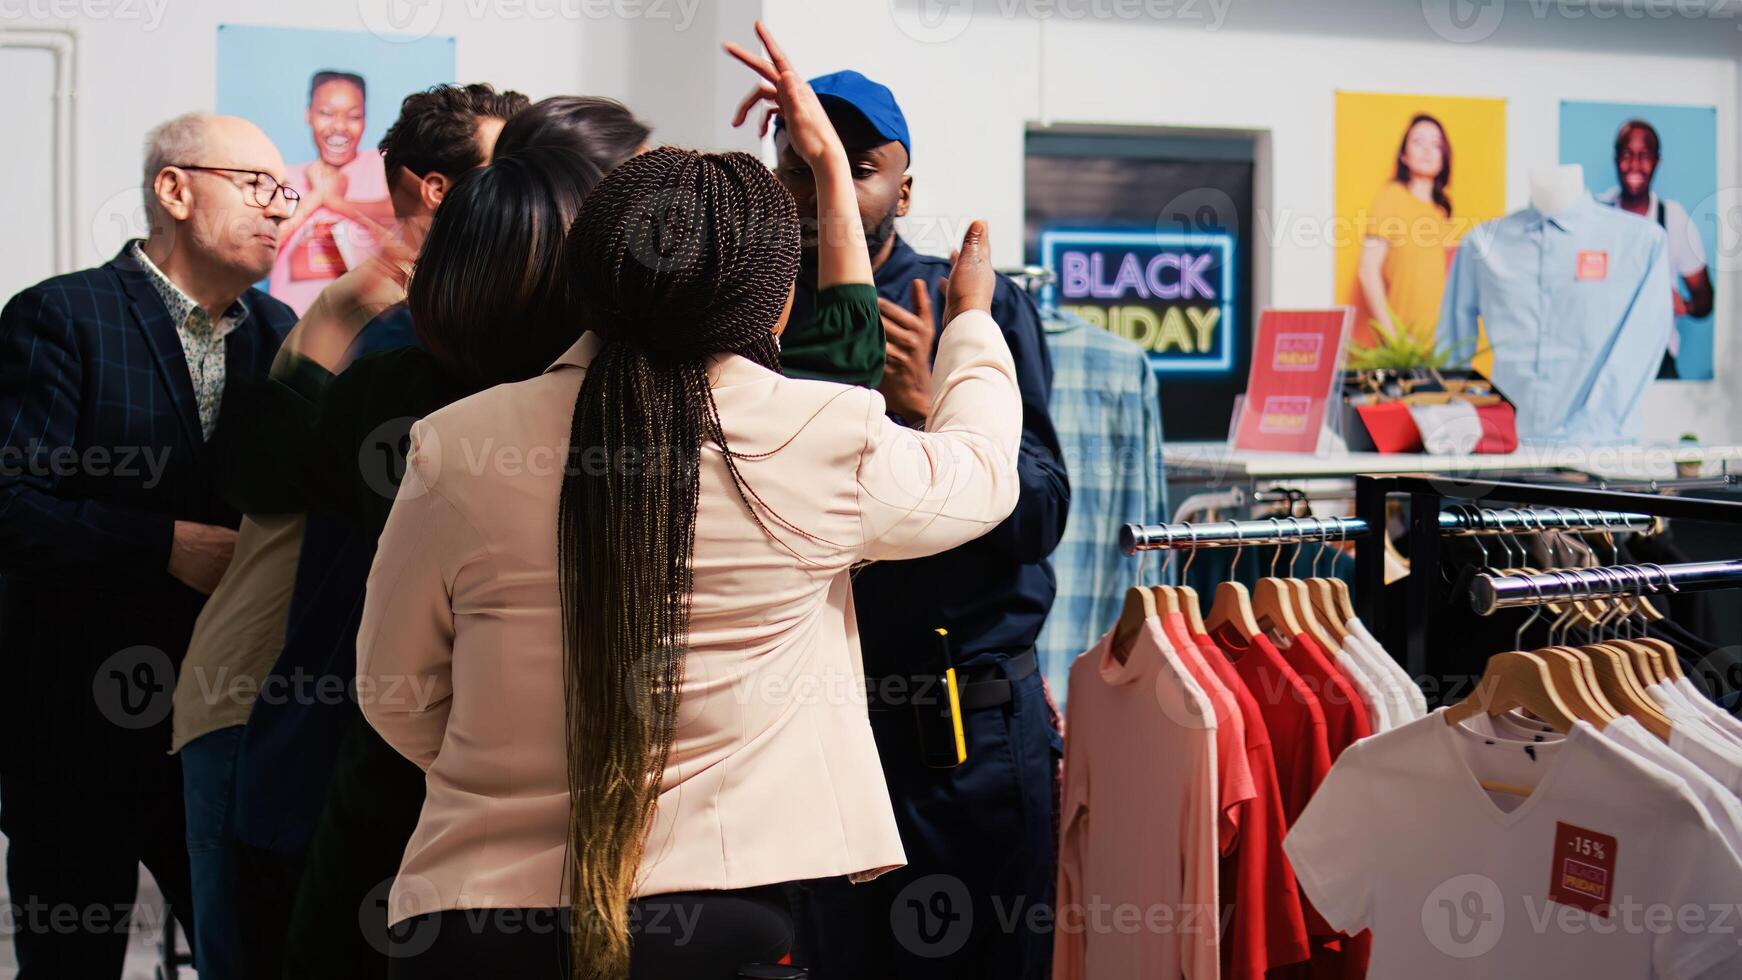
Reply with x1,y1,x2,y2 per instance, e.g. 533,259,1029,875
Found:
2,0,598,298
762,0,1742,445
0,42,59,293
11,0,1742,442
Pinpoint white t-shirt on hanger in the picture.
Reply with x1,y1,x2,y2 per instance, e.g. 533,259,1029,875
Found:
1642,686,1742,797
1285,712,1742,980
1336,637,1392,733
1676,676,1742,742
1344,616,1428,724
1654,680,1742,753
1479,710,1742,868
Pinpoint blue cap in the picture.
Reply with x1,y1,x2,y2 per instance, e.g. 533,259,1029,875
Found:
777,70,910,164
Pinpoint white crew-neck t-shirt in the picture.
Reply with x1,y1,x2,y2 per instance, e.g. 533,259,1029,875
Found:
1675,676,1742,741
1477,710,1742,867
1345,618,1426,721
1285,711,1742,980
1336,636,1392,733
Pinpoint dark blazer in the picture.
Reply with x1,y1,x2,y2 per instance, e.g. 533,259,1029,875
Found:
0,244,294,787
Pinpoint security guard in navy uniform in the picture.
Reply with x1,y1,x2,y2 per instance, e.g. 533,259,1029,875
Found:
773,72,1070,980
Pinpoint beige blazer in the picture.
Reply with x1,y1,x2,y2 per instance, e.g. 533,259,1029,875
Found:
358,309,1021,924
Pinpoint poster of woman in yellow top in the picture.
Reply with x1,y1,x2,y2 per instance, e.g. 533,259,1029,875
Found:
1335,92,1506,351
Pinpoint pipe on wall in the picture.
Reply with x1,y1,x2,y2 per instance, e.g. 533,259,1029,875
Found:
2,29,76,276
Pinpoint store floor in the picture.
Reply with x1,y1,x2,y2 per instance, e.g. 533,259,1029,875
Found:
0,830,189,978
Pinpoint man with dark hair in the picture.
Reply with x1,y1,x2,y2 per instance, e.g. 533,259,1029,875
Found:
379,82,528,188
773,71,1070,980
191,81,525,979
1598,118,1714,379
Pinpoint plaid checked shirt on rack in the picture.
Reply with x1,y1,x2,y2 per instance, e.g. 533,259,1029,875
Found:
1034,307,1169,699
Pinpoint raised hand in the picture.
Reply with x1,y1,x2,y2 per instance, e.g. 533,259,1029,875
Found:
724,21,846,169
942,221,995,326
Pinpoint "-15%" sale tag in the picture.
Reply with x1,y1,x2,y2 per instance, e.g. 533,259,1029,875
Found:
1549,821,1618,918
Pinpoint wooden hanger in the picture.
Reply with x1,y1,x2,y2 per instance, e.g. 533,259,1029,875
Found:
1170,524,1209,637
1443,651,1580,798
1290,579,1342,652
1280,523,1340,652
1253,577,1302,639
1251,521,1304,639
1642,636,1683,681
1446,652,1579,733
1154,582,1182,616
1111,586,1157,664
1533,647,1617,725
1204,530,1263,640
1177,584,1208,636
1208,581,1261,640
1298,517,1351,645
1307,579,1351,643
1330,576,1358,626
1582,643,1675,739
1546,566,1676,738
1588,566,1671,687
1623,585,1679,682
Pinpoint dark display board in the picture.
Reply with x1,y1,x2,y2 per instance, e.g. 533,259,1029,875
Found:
1025,132,1255,441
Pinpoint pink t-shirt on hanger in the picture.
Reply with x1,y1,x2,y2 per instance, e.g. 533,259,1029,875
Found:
1055,620,1221,980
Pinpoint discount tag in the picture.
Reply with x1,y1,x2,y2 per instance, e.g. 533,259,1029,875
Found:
1549,822,1617,918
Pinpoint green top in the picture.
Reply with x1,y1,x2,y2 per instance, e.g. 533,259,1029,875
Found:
778,283,885,388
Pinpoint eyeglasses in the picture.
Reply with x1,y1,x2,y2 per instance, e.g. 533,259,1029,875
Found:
171,165,301,216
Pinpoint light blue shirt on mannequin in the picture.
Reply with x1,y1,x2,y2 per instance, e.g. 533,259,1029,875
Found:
1438,193,1671,444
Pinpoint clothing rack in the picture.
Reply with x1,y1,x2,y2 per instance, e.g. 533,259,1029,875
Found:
1439,506,1655,535
1353,474,1742,680
1004,266,1056,297
1121,515,1369,555
1593,473,1738,494
1470,560,1742,615
1124,506,1654,556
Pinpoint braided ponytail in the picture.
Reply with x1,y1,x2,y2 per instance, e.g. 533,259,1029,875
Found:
556,147,799,977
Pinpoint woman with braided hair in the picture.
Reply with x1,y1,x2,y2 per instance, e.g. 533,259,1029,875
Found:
359,23,1024,979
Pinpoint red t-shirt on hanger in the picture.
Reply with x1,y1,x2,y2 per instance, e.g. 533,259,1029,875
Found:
1189,626,1311,980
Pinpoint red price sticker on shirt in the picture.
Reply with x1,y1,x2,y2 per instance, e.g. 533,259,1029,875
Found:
1549,822,1617,917
1576,250,1608,281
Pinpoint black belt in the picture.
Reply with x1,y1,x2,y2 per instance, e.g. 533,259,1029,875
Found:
866,648,1038,714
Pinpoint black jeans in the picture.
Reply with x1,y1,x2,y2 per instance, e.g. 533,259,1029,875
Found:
284,714,427,979
387,886,794,980
793,661,1061,979
0,768,193,980
231,838,305,979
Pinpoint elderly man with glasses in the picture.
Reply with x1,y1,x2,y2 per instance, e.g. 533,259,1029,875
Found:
0,111,296,978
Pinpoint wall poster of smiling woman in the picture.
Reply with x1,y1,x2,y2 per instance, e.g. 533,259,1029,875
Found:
216,25,455,314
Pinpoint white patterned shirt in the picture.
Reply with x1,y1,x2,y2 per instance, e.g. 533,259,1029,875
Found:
129,241,248,439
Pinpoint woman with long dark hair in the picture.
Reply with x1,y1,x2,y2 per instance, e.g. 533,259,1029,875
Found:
359,24,1022,979
216,96,655,980
1356,112,1458,347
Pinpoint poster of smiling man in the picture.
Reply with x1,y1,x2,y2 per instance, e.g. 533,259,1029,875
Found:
216,25,455,314
1561,100,1719,381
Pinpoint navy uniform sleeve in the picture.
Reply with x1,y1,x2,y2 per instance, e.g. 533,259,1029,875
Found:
928,276,1069,564
0,285,174,580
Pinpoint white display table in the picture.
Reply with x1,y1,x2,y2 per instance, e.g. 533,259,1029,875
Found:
1162,442,1742,483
